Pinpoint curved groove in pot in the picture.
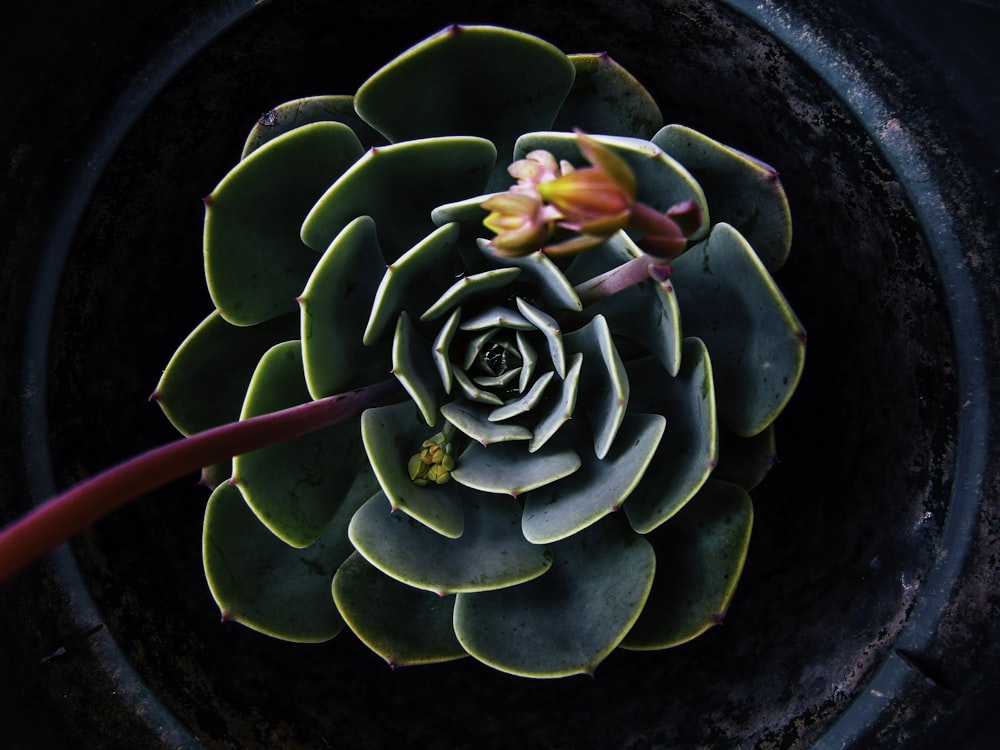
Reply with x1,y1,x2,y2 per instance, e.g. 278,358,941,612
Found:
720,2,991,746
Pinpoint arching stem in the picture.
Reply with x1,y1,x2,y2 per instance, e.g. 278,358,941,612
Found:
573,255,672,306
0,377,406,584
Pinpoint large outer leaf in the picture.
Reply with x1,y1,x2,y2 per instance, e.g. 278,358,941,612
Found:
300,216,390,399
300,137,496,262
671,223,806,436
333,553,467,668
205,122,364,325
454,516,655,678
154,309,298,436
653,124,792,271
232,341,373,547
348,488,552,595
553,53,663,139
622,479,753,650
241,94,386,158
203,481,361,643
623,338,718,534
354,24,575,189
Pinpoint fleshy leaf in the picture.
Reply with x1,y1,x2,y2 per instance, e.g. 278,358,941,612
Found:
623,339,718,534
300,216,391,399
421,267,521,322
203,479,367,643
454,516,655,677
354,24,575,189
513,131,708,240
301,136,496,261
553,53,663,139
154,309,298,436
450,440,581,496
232,341,372,547
563,314,629,459
516,332,538,393
332,552,466,667
241,95,386,159
528,351,583,452
441,400,531,444
489,371,555,422
515,297,565,378
653,124,792,271
205,122,365,326
671,223,806,436
459,305,534,331
431,307,462,394
450,370,505,407
522,414,665,544
564,233,682,376
622,479,753,650
364,222,461,345
392,312,442,426
349,488,552,594
475,239,582,312
361,401,463,538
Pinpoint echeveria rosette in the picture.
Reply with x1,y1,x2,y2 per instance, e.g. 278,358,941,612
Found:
155,24,805,678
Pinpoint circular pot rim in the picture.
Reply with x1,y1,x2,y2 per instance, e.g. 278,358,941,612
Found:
8,1,999,747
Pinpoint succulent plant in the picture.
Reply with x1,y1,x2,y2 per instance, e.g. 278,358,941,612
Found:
154,24,804,678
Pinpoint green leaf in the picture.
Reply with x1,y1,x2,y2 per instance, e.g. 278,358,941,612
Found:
301,137,496,261
203,480,363,643
564,233,682,376
392,312,442,426
361,401,463,538
454,516,655,677
653,124,792,271
300,216,391,399
441,399,531,443
474,239,582,312
513,131,709,239
154,309,298,436
671,223,806,436
355,24,575,189
232,341,374,547
332,552,467,667
623,339,718,534
522,414,665,544
349,488,552,594
622,479,753,650
563,314,629,459
528,352,583,452
205,122,365,325
553,53,663,139
515,297,565,378
450,440,581,496
364,222,461,345
421,267,521,322
241,95,387,159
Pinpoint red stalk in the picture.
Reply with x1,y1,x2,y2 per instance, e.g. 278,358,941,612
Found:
0,377,405,584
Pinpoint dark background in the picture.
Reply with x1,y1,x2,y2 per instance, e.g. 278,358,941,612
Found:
2,0,998,747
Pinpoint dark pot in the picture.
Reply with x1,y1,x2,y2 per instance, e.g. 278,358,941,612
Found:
2,1,998,747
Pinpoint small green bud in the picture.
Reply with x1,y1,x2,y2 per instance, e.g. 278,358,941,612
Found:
408,431,457,486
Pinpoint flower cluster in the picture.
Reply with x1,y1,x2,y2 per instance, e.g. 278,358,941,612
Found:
483,130,702,259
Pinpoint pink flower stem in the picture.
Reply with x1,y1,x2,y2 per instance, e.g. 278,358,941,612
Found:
574,255,672,306
0,377,406,584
